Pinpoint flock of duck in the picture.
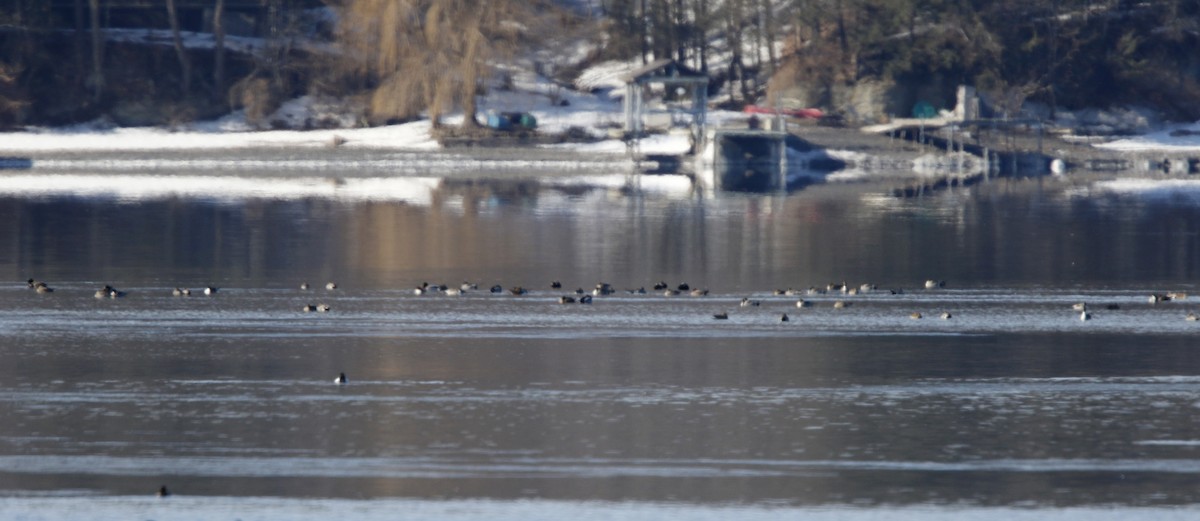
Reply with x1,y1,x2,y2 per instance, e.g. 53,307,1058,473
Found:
25,277,1199,322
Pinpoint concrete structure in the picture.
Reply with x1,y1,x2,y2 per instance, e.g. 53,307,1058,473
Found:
699,129,789,193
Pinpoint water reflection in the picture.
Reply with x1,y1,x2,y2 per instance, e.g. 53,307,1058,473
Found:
2,175,1200,291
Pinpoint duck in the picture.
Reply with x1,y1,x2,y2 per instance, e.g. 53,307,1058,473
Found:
461,282,478,291
1071,302,1087,311
574,288,585,295
784,288,803,296
317,304,331,312
414,282,430,295
1149,294,1171,304
677,283,690,291
1080,310,1092,321
1105,304,1121,310
172,287,191,297
302,304,317,312
1187,312,1198,322
805,287,825,295
627,287,646,295
558,296,576,304
490,284,504,294
98,285,125,298
833,300,848,309
690,288,709,297
325,282,338,290
593,283,614,296
443,287,462,296
157,485,170,498
203,286,218,295
940,312,953,320
910,312,923,320
713,312,729,320
334,372,347,385
860,283,877,292
550,281,562,289
653,281,669,291
780,313,789,322
1168,292,1188,301
27,279,52,292
663,289,680,296
924,280,945,289
300,282,310,290
740,297,760,307
795,299,811,308
578,295,593,304
509,286,528,296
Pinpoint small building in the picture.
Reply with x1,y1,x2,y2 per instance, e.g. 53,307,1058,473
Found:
620,59,710,146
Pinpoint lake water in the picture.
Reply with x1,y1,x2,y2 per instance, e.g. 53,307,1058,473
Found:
2,170,1200,519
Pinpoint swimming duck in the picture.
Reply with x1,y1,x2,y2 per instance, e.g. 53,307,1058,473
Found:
713,312,729,320
795,299,811,308
1071,303,1087,311
1080,310,1092,321
172,288,190,297
317,304,331,312
550,281,562,289
157,485,170,498
1186,312,1198,322
663,289,680,296
461,282,478,291
203,287,218,295
740,297,760,307
97,285,125,298
860,283,877,292
1168,292,1188,301
780,313,789,322
444,287,462,296
833,300,848,309
627,287,646,295
325,282,338,290
1149,294,1171,304
302,304,317,312
653,281,668,291
558,296,576,304
690,288,709,297
300,282,310,290
925,280,945,289
334,372,347,384
677,283,690,291
574,288,585,295
1105,304,1121,310
579,295,593,304
940,312,953,320
593,283,614,296
910,312,923,320
27,279,52,292
490,284,504,294
509,286,528,296
784,288,803,296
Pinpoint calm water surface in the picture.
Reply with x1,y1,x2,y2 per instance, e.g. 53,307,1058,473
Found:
1,172,1199,515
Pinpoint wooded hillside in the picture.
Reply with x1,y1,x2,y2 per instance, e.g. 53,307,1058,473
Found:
1,0,1198,129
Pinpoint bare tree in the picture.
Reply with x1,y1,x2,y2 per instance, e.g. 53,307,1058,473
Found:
337,0,557,128
213,0,226,95
166,0,193,94
87,0,103,101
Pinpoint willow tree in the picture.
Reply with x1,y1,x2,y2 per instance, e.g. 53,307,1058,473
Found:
337,0,556,127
